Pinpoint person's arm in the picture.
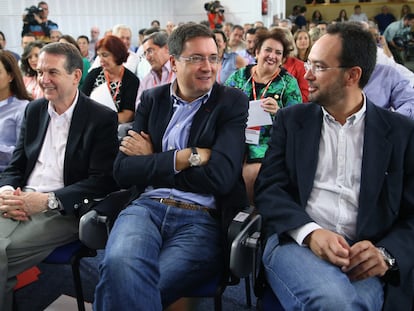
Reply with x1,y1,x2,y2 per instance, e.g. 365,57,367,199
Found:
114,86,249,196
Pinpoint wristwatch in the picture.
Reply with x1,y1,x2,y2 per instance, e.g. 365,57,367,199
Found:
47,192,60,211
188,147,202,167
377,247,396,270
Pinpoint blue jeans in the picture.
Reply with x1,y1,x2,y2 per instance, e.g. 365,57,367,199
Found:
94,198,222,311
263,234,384,311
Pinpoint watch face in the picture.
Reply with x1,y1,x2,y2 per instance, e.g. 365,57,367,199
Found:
189,153,202,166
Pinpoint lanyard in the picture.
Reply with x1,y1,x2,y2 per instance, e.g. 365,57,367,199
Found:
104,66,125,102
251,68,280,100
153,70,174,87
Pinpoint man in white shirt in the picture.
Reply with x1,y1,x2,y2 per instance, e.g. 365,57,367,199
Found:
349,5,368,22
0,42,119,311
256,23,414,311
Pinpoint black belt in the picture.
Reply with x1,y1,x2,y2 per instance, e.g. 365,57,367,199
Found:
151,198,210,212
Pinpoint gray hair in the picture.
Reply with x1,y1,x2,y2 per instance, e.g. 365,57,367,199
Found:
142,31,168,48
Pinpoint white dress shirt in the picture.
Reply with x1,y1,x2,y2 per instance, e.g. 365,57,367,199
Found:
25,92,79,193
289,98,366,245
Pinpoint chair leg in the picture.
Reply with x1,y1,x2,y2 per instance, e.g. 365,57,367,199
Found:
71,255,86,311
214,294,222,311
244,276,252,307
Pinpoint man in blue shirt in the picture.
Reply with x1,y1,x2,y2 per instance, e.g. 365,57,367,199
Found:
94,23,249,310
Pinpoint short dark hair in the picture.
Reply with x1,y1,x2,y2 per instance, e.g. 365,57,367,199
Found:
0,31,5,41
96,35,129,65
213,29,227,44
326,22,376,88
77,35,89,44
40,42,84,74
142,31,168,47
168,23,215,57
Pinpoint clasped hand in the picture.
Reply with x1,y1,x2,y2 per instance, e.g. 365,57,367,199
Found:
120,130,153,156
305,229,389,281
0,188,48,221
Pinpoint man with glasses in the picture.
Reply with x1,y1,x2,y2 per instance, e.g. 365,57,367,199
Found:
256,23,414,310
94,23,249,310
135,31,175,109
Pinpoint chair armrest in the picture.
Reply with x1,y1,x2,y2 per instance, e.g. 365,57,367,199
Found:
229,213,262,279
78,189,133,249
79,210,109,249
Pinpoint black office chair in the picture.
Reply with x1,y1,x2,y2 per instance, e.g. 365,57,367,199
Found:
79,197,261,311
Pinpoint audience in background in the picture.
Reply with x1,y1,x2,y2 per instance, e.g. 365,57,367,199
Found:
294,29,311,62
21,1,58,41
0,32,20,61
135,31,174,108
311,10,323,24
294,6,308,30
214,29,247,84
237,27,258,65
400,4,412,19
349,5,368,22
77,35,94,62
58,34,91,88
228,24,246,52
20,40,45,99
49,29,62,42
375,6,396,34
21,33,36,52
82,35,139,124
335,9,348,22
89,26,100,57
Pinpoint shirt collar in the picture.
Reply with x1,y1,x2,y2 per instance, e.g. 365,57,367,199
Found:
47,90,79,121
170,80,212,105
321,92,366,125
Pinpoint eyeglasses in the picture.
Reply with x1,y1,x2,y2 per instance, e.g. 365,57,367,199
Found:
176,55,220,64
304,61,348,74
143,48,155,57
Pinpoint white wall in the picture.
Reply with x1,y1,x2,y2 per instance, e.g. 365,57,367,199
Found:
0,0,284,54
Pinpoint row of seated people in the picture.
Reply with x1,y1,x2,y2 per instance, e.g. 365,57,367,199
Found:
1,21,414,310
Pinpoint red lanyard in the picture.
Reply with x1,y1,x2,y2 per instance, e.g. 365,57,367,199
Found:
251,68,280,100
104,66,125,102
153,70,174,87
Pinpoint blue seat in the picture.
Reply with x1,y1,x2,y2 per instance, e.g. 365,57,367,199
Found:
43,240,97,311
13,240,96,311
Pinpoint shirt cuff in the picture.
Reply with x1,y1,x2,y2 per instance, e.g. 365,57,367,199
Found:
288,222,322,246
0,185,15,194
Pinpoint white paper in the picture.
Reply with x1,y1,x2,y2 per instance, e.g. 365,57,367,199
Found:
245,128,260,145
247,100,273,127
90,83,117,112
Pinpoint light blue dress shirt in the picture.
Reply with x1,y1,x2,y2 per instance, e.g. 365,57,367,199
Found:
0,96,29,172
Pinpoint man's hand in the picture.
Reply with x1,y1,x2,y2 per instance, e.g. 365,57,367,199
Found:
342,240,389,281
304,228,351,267
120,130,153,156
0,188,48,221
